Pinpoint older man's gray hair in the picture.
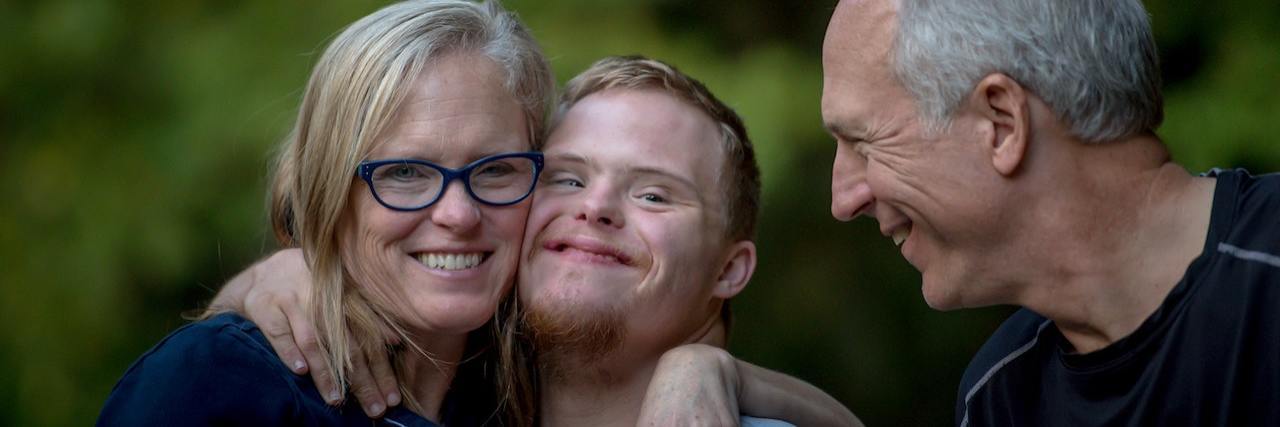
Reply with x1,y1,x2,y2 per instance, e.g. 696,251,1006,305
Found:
893,0,1163,143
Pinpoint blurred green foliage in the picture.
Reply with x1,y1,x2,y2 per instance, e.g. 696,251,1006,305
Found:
2,0,1277,425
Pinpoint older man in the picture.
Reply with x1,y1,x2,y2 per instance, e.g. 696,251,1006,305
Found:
823,0,1280,425
213,56,860,426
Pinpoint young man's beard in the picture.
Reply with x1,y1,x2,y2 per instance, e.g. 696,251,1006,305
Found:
521,295,627,385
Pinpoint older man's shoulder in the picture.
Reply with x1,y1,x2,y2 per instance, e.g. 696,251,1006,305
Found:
1202,168,1280,258
957,309,1052,386
953,309,1054,423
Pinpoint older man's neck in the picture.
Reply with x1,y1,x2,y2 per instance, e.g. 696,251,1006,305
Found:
1011,133,1215,353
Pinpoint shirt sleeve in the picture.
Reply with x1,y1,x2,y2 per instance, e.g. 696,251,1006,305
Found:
97,316,302,426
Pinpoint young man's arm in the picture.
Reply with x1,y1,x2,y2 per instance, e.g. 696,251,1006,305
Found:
640,344,863,427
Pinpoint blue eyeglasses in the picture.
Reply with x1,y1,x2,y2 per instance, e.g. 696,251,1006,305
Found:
355,152,544,211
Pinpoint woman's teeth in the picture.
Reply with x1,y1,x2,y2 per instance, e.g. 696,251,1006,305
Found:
417,252,484,270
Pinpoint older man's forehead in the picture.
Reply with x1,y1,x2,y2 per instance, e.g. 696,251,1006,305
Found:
825,0,898,61
823,0,906,112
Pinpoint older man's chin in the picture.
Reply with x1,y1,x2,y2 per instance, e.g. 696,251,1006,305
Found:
919,274,970,311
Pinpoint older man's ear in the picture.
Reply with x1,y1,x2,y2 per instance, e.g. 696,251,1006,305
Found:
968,73,1031,177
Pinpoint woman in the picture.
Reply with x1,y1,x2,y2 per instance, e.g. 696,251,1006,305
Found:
98,1,552,425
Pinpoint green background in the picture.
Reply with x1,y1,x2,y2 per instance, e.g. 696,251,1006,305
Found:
2,0,1277,425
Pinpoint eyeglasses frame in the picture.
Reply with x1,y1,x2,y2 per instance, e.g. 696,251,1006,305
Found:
355,151,544,212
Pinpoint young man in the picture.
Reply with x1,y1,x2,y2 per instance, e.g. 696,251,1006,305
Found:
215,56,861,426
522,55,792,427
822,0,1280,424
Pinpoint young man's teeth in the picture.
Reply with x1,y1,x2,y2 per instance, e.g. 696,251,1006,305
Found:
892,228,909,247
418,253,483,270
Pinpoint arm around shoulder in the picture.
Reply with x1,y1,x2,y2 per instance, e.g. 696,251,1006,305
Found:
640,344,862,427
734,356,863,427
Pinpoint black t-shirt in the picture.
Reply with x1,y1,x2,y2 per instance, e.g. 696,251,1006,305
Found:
956,169,1280,426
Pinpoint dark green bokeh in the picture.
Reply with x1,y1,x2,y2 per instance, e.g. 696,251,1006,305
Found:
2,0,1277,425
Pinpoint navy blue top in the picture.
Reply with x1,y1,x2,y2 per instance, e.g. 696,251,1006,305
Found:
99,312,443,426
956,169,1280,426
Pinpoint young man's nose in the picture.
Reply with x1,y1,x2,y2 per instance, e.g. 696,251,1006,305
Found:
577,185,625,229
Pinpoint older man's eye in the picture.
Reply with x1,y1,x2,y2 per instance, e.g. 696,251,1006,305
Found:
853,141,871,157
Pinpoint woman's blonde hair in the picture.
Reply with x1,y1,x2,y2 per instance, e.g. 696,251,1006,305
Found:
269,0,551,423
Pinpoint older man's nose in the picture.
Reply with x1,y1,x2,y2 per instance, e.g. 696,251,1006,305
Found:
831,145,874,221
832,180,874,221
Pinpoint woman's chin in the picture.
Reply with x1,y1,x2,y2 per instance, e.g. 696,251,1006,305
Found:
403,300,498,336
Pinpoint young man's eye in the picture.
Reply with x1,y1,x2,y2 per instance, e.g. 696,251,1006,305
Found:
640,193,666,203
556,178,585,188
543,172,584,188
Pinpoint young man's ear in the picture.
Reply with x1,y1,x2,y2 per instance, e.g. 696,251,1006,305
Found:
713,240,757,299
968,73,1029,177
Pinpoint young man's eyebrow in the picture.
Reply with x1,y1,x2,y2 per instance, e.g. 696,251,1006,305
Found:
546,152,700,192
546,152,590,166
625,165,699,192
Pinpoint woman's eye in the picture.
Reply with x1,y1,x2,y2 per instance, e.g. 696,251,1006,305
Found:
477,162,515,177
381,164,427,181
390,166,420,180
